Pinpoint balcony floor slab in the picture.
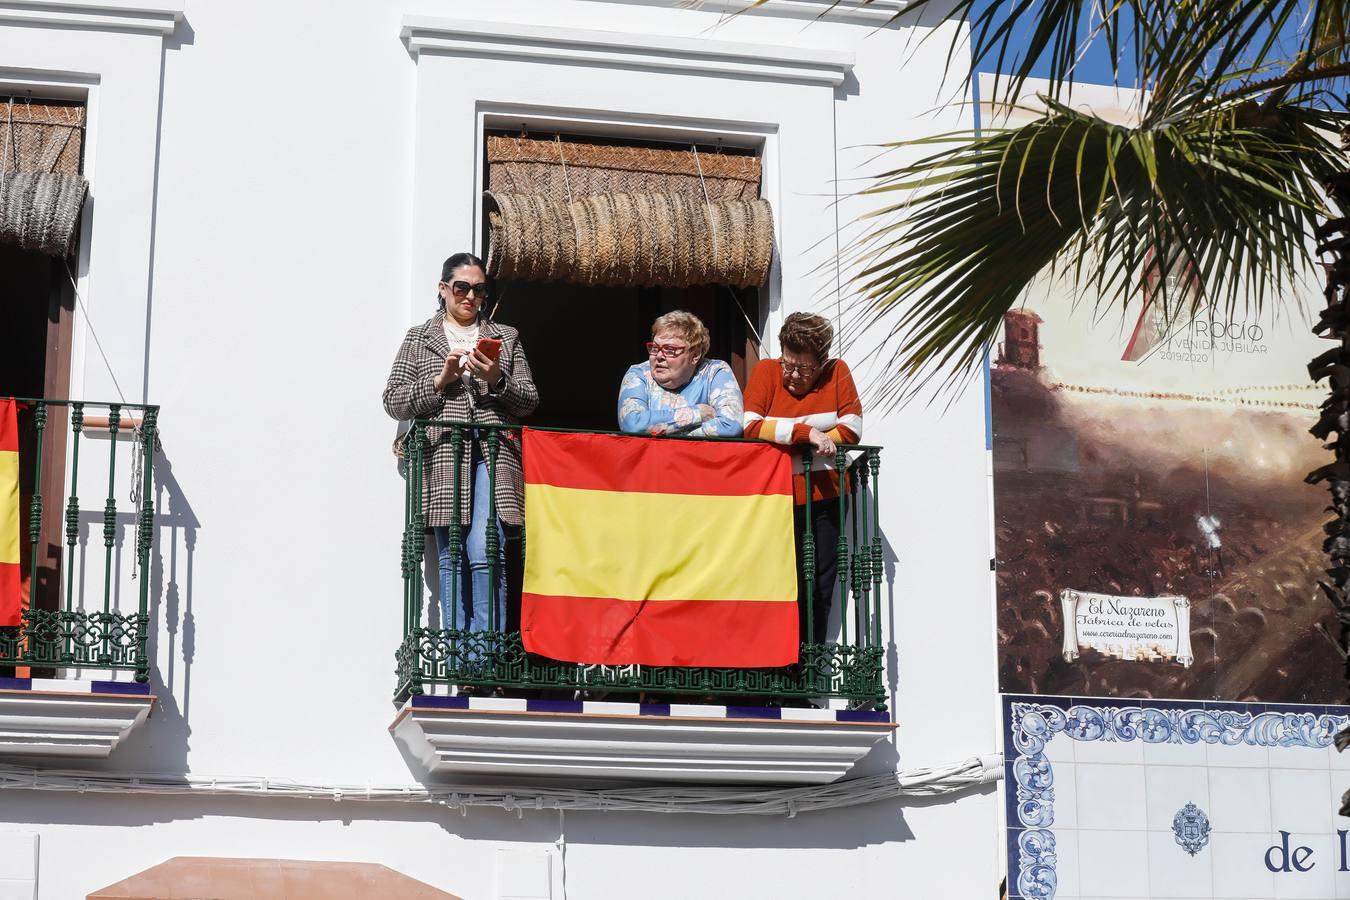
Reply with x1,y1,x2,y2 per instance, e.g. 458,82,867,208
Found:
0,678,155,759
390,695,893,785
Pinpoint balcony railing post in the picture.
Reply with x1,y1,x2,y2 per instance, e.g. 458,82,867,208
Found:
26,403,45,606
401,429,416,638
448,425,462,637
854,462,871,651
408,423,428,696
486,429,500,639
63,403,82,622
134,408,156,683
868,449,883,650
400,443,411,637
404,423,425,636
800,446,815,652
411,423,428,612
101,405,120,619
835,447,849,647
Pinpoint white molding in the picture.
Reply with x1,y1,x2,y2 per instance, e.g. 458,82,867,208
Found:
392,702,893,784
0,689,154,758
0,0,183,36
575,0,906,25
400,16,855,87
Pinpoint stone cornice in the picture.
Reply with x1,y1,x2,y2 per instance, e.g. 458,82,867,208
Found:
400,16,855,87
0,0,184,36
578,0,906,25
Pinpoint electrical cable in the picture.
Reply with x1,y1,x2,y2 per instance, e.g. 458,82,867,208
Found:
0,753,1002,817
63,260,129,409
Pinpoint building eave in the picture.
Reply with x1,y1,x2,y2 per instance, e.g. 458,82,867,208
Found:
0,0,184,36
399,16,855,87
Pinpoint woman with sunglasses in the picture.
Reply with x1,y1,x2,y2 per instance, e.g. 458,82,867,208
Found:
742,312,863,648
618,310,744,437
383,253,539,685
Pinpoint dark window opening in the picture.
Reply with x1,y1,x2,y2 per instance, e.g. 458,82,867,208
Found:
0,244,77,620
491,281,760,432
0,93,85,626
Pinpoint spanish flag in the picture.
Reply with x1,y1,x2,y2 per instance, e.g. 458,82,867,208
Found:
521,429,798,667
0,399,20,627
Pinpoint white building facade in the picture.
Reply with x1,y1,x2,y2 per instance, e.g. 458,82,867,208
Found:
0,2,1005,898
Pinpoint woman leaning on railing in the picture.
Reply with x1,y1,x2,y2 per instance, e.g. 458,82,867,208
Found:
742,312,864,647
382,253,539,688
617,310,744,437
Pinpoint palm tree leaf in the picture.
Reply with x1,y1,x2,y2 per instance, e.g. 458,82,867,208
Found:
843,98,1346,406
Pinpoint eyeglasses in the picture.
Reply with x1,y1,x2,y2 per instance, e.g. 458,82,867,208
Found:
445,280,491,300
779,358,820,376
646,341,689,360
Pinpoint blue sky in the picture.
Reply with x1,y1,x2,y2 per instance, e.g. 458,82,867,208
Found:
966,0,1135,88
964,1,1319,91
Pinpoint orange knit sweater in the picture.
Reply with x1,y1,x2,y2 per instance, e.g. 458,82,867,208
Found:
742,359,863,504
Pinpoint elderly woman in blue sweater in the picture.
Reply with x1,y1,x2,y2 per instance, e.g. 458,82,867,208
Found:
618,310,744,437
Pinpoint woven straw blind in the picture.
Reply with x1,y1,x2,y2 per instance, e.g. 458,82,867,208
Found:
0,99,88,257
488,136,762,203
485,136,772,288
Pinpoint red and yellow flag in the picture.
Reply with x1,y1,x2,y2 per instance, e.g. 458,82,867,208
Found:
0,399,20,627
521,429,798,667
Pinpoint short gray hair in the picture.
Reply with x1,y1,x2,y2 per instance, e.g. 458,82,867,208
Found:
651,310,710,360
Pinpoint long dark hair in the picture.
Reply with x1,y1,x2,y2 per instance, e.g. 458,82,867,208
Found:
437,252,488,311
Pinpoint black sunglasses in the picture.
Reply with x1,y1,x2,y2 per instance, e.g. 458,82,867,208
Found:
445,280,491,300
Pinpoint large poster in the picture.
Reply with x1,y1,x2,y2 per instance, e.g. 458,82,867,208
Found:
991,289,1344,703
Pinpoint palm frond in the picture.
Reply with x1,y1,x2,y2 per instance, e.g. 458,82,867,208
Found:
845,97,1347,406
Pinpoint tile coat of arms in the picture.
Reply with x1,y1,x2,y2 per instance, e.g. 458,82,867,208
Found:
1172,802,1211,856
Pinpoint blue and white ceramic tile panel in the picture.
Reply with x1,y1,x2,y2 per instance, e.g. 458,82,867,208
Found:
1003,695,1350,900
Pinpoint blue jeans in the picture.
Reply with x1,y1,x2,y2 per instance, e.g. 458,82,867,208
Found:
432,448,506,644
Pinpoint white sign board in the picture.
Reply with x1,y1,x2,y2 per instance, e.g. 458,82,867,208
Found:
1060,589,1193,667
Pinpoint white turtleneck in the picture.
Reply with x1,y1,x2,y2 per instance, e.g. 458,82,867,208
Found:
443,315,480,386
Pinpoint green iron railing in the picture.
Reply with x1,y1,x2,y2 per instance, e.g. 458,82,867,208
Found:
395,421,886,709
1,399,158,682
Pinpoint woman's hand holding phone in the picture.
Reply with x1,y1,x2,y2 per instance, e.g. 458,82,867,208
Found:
476,337,502,361
467,339,504,388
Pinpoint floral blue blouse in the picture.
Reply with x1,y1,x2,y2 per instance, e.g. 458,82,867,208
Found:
617,359,745,437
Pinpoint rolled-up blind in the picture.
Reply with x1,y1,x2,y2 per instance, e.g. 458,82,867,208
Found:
485,136,773,289
488,135,761,202
0,99,88,257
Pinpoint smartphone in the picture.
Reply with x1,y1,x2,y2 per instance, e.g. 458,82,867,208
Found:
476,337,502,361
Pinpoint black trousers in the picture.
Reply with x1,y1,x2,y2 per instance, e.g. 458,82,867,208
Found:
793,496,842,646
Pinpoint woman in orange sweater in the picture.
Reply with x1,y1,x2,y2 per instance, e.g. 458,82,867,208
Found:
743,313,863,648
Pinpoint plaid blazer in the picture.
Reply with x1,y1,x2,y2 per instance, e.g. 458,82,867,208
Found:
383,312,539,527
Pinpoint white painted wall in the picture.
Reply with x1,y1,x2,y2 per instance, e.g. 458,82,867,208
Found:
0,1,999,897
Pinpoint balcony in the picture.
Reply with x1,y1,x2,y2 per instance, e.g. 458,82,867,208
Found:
389,421,893,785
0,399,159,757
